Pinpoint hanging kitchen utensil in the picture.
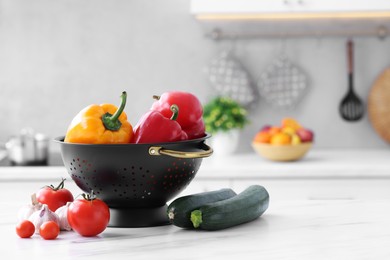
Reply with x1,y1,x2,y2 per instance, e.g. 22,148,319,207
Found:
204,42,259,110
368,68,390,143
257,41,309,110
339,39,364,122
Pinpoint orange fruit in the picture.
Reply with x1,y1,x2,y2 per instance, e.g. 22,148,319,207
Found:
281,126,296,135
270,133,292,145
268,126,281,136
281,118,302,131
253,131,271,143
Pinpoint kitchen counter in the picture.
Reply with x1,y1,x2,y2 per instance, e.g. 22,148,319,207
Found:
1,148,390,259
2,148,390,180
2,197,390,259
202,148,390,178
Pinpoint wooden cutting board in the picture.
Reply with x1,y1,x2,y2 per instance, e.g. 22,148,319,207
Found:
368,68,390,143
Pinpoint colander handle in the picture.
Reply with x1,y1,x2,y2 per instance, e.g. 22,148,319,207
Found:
148,143,213,159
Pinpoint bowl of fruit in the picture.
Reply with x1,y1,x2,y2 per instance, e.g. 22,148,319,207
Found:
251,118,314,162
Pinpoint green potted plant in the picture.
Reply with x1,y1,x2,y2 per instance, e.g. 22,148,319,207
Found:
203,96,249,155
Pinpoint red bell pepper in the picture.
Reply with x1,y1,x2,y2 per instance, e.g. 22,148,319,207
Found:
151,91,205,139
133,104,188,144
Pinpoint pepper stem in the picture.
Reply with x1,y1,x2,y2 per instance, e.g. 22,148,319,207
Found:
153,95,160,101
102,91,127,131
170,104,179,121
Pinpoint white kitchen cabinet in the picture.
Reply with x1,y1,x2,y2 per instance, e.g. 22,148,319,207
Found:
191,0,390,16
191,0,390,39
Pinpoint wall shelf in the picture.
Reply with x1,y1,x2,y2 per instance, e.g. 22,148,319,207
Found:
191,0,390,39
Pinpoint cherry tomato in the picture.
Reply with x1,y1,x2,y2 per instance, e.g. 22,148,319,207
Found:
67,191,110,237
16,220,35,238
36,178,74,212
39,221,60,240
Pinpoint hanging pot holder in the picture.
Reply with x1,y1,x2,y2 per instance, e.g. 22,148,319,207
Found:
205,50,259,110
257,48,309,110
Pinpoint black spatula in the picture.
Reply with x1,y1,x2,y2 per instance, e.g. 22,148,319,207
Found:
339,39,364,122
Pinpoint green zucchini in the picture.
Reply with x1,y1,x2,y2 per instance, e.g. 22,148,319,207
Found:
190,185,269,230
167,188,237,228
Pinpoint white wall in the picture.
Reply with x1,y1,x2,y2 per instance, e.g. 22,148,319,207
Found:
0,0,389,152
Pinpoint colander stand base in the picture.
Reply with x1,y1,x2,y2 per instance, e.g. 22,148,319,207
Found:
108,205,170,227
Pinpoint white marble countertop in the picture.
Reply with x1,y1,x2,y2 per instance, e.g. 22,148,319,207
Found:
2,196,390,259
2,149,390,259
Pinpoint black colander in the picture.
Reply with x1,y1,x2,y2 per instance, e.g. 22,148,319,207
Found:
54,134,213,227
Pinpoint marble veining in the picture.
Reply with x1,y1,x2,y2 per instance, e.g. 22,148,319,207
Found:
2,151,390,259
2,186,390,260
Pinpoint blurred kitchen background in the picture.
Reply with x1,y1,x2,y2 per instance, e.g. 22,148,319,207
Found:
1,0,390,154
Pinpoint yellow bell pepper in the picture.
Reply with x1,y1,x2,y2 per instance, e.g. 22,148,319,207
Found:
64,91,133,144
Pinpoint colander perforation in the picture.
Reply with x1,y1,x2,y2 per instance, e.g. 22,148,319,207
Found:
63,145,203,209
56,133,211,227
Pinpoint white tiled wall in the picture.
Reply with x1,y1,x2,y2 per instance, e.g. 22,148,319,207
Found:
0,0,389,151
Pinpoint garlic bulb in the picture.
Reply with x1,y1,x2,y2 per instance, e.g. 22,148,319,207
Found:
55,201,72,231
28,204,60,233
17,193,43,221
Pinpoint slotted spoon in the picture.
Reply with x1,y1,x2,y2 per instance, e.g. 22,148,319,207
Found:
339,39,364,121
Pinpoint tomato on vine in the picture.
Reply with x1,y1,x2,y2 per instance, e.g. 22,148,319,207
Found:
67,190,110,237
36,178,74,212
